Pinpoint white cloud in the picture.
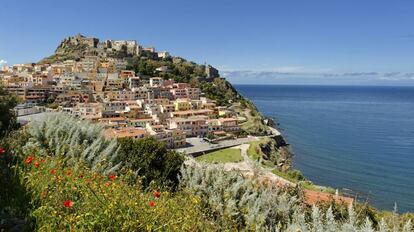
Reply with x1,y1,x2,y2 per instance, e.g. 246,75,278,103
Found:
0,59,7,66
220,65,335,76
378,73,414,81
257,66,335,74
270,66,306,73
222,69,414,83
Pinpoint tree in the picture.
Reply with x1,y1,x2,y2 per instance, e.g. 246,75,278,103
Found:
46,95,56,104
0,86,19,136
117,137,185,188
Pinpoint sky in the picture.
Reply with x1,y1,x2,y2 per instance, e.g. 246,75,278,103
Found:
1,0,414,85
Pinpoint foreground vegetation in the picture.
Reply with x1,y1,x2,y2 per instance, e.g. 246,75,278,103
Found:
2,152,214,230
1,127,413,231
0,91,413,230
0,86,19,136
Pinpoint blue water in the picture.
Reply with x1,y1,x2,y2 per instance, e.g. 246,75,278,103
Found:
235,85,414,212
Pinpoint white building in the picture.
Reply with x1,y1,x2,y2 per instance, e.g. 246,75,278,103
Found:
157,51,170,59
149,77,163,87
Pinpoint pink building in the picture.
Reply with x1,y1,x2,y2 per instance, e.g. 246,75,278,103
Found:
170,88,187,99
167,116,208,137
218,118,240,132
186,88,201,100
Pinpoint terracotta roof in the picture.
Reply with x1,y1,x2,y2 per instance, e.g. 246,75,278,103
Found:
99,117,126,122
129,118,154,122
213,131,226,135
151,125,164,128
104,127,148,139
304,189,354,206
218,118,237,122
173,109,213,115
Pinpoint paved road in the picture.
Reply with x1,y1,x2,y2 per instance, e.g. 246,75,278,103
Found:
17,112,59,124
175,136,260,155
175,124,282,155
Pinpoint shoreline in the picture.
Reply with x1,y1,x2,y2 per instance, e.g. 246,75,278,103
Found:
263,115,412,214
265,117,355,193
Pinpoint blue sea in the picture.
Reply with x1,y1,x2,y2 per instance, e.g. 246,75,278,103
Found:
235,85,414,212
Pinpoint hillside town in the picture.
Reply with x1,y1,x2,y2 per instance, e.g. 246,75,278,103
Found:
0,35,241,149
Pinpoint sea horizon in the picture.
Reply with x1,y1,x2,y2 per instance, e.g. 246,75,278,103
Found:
233,83,414,87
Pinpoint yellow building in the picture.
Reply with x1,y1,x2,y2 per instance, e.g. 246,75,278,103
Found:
217,106,230,117
173,99,192,111
106,79,123,90
171,129,186,148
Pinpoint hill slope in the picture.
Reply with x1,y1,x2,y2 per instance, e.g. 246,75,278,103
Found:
40,34,270,135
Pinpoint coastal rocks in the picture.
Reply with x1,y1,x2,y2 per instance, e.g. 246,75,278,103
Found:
259,136,292,171
264,117,276,127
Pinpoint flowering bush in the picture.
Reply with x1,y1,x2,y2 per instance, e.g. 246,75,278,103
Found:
21,156,217,231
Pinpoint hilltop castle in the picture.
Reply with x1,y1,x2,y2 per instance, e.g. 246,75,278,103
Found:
56,33,166,58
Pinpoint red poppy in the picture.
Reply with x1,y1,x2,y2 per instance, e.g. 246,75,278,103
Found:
148,201,156,207
34,161,40,167
63,200,74,208
104,182,111,187
0,148,6,154
25,155,34,164
50,169,57,174
66,170,72,176
108,174,117,181
153,191,161,199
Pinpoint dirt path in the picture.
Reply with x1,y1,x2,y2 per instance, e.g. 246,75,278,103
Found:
219,144,294,187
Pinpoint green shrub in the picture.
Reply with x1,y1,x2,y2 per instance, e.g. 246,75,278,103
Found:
0,85,19,136
0,130,32,224
117,137,185,189
26,114,185,189
179,164,301,230
25,113,121,174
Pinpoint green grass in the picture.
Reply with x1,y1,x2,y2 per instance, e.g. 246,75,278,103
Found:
196,148,243,163
271,169,336,194
272,169,300,183
247,139,277,169
301,181,336,194
247,138,271,161
271,169,335,194
247,140,262,161
271,169,305,183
